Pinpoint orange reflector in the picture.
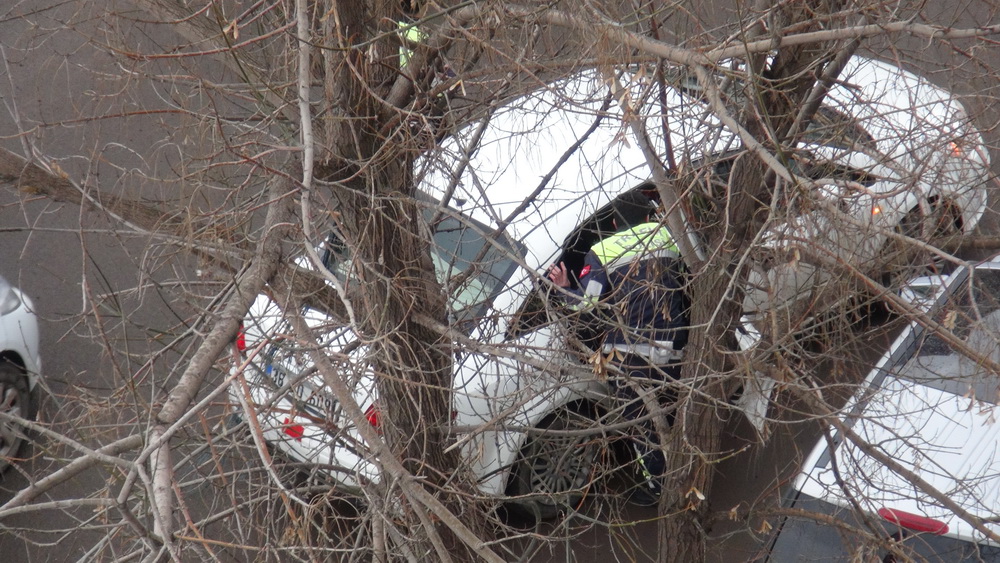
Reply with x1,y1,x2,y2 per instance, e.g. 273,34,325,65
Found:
950,141,962,156
878,507,949,535
282,417,304,441
872,205,882,215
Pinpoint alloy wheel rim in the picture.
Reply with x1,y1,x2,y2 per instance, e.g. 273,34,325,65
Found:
529,432,597,506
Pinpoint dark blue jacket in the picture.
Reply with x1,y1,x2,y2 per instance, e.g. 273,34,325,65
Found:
566,222,688,351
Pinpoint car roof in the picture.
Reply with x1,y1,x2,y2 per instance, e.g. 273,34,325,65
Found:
417,71,655,271
417,56,980,274
794,259,1000,545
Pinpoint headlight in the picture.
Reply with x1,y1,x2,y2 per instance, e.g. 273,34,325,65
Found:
0,276,22,316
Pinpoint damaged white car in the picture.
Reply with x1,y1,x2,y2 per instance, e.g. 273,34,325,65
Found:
229,56,989,516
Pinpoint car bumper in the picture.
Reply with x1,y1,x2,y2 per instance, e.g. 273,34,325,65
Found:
229,358,378,490
1,289,41,387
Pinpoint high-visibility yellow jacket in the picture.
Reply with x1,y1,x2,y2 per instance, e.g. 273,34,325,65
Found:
566,222,688,352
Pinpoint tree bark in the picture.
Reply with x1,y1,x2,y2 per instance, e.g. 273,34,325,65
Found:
660,2,847,560
315,1,491,557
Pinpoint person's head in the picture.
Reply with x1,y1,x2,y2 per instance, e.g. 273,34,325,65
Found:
610,188,657,229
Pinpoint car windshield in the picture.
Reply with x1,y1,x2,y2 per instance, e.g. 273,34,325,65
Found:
897,267,1000,402
323,203,523,326
669,65,878,153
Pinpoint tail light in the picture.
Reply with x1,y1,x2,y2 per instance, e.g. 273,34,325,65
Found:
364,404,381,433
361,405,453,432
282,417,304,441
235,323,247,352
878,507,949,535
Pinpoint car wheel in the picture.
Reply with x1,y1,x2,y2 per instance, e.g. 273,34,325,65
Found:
0,363,35,473
505,405,601,519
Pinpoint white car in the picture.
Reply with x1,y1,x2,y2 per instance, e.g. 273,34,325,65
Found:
0,274,41,473
230,57,989,515
766,258,1000,562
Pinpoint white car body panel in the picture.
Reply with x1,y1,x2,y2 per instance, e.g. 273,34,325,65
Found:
0,277,42,473
789,262,1000,552
1,287,41,384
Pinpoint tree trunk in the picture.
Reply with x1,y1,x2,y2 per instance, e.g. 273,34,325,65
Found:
659,2,846,559
659,260,737,561
317,1,491,557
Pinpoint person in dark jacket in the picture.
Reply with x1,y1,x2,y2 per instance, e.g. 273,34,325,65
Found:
548,190,689,506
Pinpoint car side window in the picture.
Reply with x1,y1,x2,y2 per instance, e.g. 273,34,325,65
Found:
321,230,349,273
320,204,524,328
917,268,1000,355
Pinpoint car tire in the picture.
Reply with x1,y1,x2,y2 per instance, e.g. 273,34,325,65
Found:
504,404,601,520
0,362,35,473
